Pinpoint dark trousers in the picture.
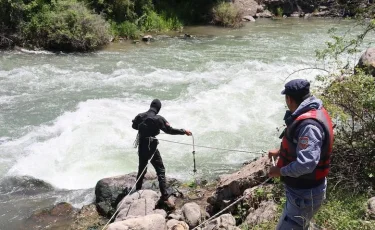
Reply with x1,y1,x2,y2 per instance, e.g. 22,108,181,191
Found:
136,139,168,199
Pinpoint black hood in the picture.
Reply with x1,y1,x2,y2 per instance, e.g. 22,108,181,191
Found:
150,99,161,114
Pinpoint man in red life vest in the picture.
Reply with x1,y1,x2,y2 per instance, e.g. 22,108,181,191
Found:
268,79,334,230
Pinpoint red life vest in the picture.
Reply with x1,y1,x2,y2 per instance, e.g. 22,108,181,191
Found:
277,107,334,188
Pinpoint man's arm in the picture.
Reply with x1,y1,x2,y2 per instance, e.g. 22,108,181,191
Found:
158,116,189,135
280,124,323,178
132,114,142,130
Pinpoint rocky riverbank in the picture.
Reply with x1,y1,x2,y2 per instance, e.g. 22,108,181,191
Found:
13,152,375,229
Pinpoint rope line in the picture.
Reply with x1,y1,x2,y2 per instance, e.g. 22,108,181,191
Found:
102,135,266,229
101,150,157,230
192,177,272,230
151,137,265,154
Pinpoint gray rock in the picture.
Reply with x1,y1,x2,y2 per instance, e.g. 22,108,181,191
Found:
207,155,271,213
304,13,312,19
312,11,329,17
107,214,166,230
255,10,273,18
95,172,179,218
233,0,259,17
203,214,239,230
167,219,189,230
0,176,54,195
142,35,153,42
319,6,328,10
290,12,300,17
245,200,277,227
243,15,256,22
25,202,77,230
257,5,265,13
182,202,202,228
367,197,375,219
151,209,168,218
168,211,185,221
356,48,375,77
115,190,160,222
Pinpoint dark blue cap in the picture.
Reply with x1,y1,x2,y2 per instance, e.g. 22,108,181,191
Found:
281,79,310,96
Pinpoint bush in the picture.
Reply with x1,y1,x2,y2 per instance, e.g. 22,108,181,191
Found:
84,0,138,23
212,1,242,28
314,16,375,192
154,0,220,25
276,7,283,17
22,0,111,51
114,21,140,39
139,10,182,32
317,73,375,191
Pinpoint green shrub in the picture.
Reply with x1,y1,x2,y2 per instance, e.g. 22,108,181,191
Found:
317,73,375,191
84,0,137,23
314,10,375,192
22,0,111,51
139,10,182,32
212,1,242,28
276,7,283,17
115,21,140,39
154,0,220,25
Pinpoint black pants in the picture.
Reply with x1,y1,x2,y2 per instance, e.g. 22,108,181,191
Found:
136,139,168,199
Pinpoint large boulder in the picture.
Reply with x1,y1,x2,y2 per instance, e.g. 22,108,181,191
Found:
24,202,77,229
245,200,278,227
243,15,256,22
0,176,54,195
95,172,179,217
182,202,202,228
115,190,165,221
202,214,240,230
356,48,375,77
367,197,375,220
107,214,166,230
207,155,271,213
232,0,259,17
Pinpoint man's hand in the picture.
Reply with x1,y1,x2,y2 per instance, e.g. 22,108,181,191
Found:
185,130,192,136
268,148,280,159
268,166,281,178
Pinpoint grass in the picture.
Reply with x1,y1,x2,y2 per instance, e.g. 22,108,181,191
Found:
314,190,375,230
238,186,375,230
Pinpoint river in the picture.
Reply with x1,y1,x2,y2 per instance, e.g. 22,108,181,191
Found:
0,18,357,229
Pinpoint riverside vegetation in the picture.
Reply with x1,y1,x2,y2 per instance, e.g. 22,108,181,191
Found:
1,0,374,51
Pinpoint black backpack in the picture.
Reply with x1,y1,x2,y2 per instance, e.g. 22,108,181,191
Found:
138,115,160,137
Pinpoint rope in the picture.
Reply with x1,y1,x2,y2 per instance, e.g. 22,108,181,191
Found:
101,149,157,230
192,177,272,230
150,137,266,154
103,135,266,229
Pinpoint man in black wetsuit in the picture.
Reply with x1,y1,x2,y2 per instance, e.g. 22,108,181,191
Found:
132,99,192,207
